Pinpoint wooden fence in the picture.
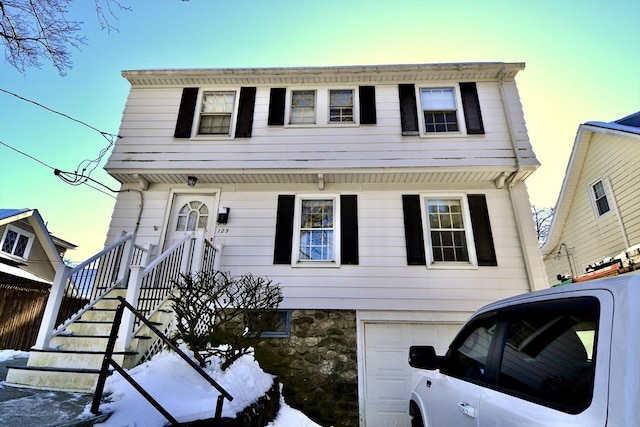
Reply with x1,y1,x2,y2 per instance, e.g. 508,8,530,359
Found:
0,284,49,350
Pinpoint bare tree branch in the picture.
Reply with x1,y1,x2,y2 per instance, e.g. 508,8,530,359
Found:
0,0,129,76
532,204,555,246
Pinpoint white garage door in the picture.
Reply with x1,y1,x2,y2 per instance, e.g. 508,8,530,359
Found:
363,322,462,427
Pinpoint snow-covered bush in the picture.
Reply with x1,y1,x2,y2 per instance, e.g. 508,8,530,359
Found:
170,270,282,370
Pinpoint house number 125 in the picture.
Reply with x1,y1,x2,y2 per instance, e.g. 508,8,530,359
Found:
217,228,229,234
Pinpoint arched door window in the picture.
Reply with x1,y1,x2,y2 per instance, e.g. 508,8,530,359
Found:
176,201,209,231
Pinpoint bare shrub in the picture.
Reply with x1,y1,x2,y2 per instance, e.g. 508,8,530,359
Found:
170,270,283,370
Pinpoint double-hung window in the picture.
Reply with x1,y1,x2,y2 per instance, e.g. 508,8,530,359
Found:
290,90,316,124
590,179,610,217
1,225,34,259
198,91,236,135
297,198,336,262
420,88,459,133
427,198,470,263
329,89,354,123
403,193,497,268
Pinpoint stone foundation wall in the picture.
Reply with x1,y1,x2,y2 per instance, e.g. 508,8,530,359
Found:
254,309,359,427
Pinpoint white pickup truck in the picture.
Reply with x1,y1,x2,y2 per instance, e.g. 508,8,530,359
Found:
408,273,640,427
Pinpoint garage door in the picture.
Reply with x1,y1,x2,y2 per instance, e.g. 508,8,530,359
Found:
363,322,462,427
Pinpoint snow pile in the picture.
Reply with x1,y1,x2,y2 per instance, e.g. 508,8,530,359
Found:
87,349,321,426
0,349,29,363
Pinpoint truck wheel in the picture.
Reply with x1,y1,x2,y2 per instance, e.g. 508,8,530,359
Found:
409,402,425,427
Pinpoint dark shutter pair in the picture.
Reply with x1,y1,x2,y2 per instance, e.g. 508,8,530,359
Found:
402,194,497,266
174,87,256,138
398,82,485,135
267,87,377,126
273,195,359,265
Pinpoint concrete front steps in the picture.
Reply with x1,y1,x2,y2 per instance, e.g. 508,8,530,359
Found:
5,289,175,392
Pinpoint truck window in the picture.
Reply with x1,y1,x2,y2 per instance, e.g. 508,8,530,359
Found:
497,297,599,414
444,313,498,384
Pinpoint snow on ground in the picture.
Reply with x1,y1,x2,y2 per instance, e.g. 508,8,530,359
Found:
0,349,320,426
83,348,322,426
0,349,29,363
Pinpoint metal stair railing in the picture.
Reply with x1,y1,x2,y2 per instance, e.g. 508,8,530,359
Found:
91,296,233,425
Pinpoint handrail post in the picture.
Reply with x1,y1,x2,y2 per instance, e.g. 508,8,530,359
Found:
117,265,144,350
116,232,137,288
34,263,71,349
180,234,196,274
213,243,224,271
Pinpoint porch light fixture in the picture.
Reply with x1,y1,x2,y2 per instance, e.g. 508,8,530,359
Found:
187,176,198,187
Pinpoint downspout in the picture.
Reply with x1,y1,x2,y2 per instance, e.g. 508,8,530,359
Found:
499,69,542,291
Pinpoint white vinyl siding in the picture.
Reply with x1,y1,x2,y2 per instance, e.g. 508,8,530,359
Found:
543,131,640,285
106,184,532,312
106,82,539,172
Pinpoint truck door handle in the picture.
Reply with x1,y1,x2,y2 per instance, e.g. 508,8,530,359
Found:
458,402,476,418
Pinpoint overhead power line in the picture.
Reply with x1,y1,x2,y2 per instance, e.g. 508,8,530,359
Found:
0,87,122,190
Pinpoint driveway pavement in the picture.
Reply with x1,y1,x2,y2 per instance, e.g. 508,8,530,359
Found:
0,358,108,426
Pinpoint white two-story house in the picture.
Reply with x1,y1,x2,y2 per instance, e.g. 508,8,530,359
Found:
10,63,547,427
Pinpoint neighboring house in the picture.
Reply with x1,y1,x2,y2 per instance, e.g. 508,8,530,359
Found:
0,208,76,349
10,63,547,427
541,112,640,285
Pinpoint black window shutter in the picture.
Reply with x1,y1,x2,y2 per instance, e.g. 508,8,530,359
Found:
268,88,286,126
398,84,419,135
460,82,485,134
174,88,199,138
359,86,377,125
273,195,295,264
467,194,497,266
235,87,256,138
340,195,359,265
402,195,426,265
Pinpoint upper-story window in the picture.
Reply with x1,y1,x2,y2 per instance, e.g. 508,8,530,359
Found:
420,88,459,133
290,90,316,124
198,91,236,135
590,179,611,217
174,87,256,139
1,225,34,259
399,82,484,136
329,89,354,123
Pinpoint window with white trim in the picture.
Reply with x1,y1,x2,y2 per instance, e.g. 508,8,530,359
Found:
420,87,459,133
329,89,354,123
292,196,340,265
197,91,236,135
290,90,316,124
424,196,477,266
590,179,610,217
1,225,35,259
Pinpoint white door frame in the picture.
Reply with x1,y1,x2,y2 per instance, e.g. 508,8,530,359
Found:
160,188,221,271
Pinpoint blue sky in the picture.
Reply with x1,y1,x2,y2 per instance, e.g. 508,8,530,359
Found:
1,0,639,261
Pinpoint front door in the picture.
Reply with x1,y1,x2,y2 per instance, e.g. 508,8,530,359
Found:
165,193,217,272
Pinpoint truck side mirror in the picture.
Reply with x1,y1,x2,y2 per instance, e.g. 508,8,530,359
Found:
408,346,439,370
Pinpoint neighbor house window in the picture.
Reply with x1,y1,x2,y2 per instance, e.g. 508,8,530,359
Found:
198,91,236,135
1,225,34,259
427,198,469,262
420,87,459,133
290,90,316,124
590,180,610,216
329,89,354,123
297,198,335,261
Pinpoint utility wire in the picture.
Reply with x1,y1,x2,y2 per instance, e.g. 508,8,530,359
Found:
0,88,121,187
0,140,117,199
0,88,119,140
